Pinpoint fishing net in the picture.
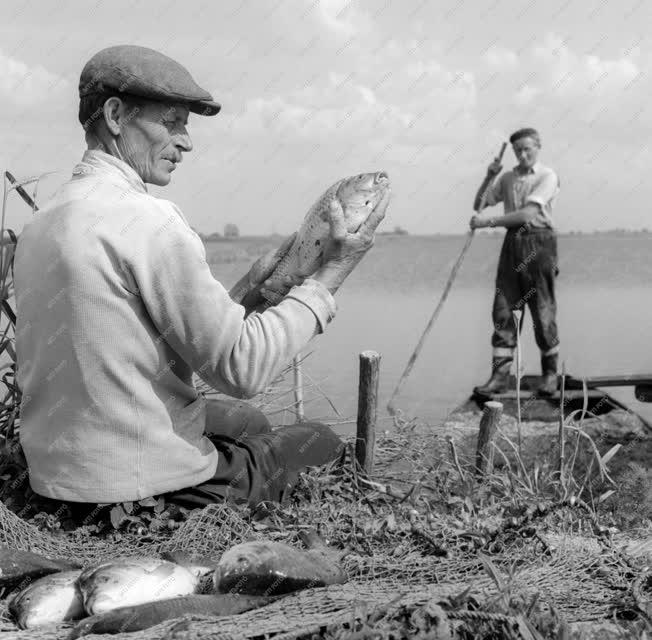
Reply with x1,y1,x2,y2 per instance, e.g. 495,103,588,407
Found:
0,410,649,639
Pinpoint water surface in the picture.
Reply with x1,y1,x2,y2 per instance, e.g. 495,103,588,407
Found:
206,233,652,427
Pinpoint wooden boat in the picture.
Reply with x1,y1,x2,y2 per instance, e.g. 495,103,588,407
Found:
457,374,652,426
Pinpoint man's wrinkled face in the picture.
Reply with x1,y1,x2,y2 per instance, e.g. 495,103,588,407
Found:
116,101,192,186
512,136,539,171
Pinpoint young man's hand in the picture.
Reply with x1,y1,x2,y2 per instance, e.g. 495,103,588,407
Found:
487,157,503,177
469,215,490,230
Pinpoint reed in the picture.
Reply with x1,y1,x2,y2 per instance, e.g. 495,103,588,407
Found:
513,308,523,455
0,172,41,447
0,172,60,449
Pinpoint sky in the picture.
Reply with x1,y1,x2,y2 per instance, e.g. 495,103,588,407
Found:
0,0,651,236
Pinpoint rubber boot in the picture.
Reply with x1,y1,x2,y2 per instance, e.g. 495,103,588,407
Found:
473,357,512,397
537,353,558,396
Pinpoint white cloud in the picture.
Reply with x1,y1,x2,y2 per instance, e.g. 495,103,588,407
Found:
316,0,367,37
530,34,640,99
0,50,71,107
228,54,477,145
358,85,376,105
484,45,519,70
514,84,540,106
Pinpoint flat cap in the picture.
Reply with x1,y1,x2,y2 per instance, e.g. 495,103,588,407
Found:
79,45,220,116
509,127,540,145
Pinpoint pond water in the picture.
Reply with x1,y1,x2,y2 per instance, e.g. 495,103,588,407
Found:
205,233,652,429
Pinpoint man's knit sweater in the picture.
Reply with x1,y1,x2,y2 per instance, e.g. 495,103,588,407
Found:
14,150,336,502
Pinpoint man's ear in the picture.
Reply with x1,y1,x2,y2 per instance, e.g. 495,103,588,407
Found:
102,96,124,136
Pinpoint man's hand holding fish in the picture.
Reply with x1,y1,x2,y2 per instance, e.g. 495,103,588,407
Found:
313,186,390,295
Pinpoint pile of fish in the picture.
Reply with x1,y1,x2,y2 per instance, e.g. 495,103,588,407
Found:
1,531,345,637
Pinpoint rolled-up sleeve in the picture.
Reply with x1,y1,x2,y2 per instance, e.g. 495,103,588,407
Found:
526,170,559,209
126,202,336,399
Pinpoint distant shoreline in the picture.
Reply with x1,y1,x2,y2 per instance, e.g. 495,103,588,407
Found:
199,229,652,242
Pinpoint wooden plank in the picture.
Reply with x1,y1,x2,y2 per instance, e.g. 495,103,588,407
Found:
488,388,606,400
565,374,652,388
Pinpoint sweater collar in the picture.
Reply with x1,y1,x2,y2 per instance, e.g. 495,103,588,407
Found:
73,149,148,194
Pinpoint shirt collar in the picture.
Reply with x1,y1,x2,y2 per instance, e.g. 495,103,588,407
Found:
513,161,541,175
73,149,148,194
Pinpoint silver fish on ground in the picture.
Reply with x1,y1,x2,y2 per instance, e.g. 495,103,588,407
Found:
159,550,218,579
78,557,198,615
231,171,390,308
67,593,279,638
0,545,81,588
9,570,84,629
160,550,218,593
214,530,346,596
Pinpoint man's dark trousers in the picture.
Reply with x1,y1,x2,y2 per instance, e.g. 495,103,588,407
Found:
492,227,559,359
165,398,343,508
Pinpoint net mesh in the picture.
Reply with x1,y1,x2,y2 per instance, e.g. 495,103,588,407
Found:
0,412,648,639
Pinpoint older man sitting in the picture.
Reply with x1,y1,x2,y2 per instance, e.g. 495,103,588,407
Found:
13,45,389,513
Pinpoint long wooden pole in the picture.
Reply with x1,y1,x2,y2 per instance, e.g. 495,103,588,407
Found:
387,142,507,415
355,350,380,475
386,233,473,416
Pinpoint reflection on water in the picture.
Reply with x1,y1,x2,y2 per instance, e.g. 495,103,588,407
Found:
274,285,652,428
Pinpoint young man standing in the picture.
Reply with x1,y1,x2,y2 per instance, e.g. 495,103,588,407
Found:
470,128,561,397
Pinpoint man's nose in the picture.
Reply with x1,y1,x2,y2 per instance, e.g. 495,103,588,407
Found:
175,127,193,152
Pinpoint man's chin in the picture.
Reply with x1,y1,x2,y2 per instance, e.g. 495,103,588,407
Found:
147,172,173,187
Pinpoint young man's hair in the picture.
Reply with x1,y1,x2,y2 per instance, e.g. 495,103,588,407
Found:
78,92,143,133
509,127,541,147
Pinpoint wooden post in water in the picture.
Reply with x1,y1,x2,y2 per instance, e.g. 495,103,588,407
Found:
475,401,503,475
355,351,380,475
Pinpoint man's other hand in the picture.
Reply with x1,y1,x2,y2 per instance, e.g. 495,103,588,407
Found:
247,232,297,288
260,274,305,305
230,232,297,307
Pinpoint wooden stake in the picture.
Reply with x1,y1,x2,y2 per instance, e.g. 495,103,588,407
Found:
293,353,305,422
355,350,380,475
475,401,503,475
